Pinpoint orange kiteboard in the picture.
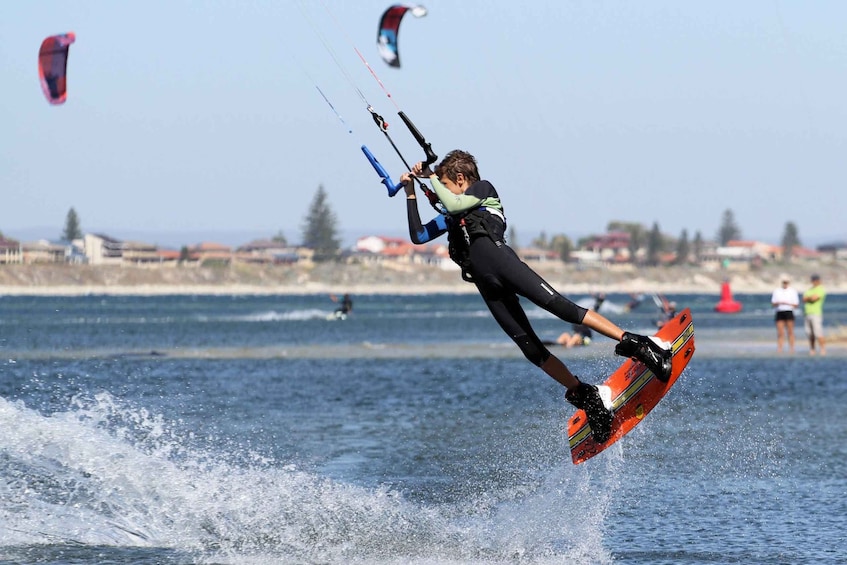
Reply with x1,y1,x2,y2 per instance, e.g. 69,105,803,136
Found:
568,308,695,464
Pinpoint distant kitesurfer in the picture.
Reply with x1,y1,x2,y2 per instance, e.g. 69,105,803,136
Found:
331,293,353,318
591,292,606,312
399,150,672,442
625,293,646,312
655,293,678,330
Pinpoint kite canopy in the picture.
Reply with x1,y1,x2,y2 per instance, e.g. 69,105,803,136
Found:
38,32,76,105
377,5,427,68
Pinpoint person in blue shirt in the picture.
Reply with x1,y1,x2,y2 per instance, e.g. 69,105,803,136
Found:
400,150,671,443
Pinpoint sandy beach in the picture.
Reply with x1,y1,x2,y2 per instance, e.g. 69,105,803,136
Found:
0,262,844,296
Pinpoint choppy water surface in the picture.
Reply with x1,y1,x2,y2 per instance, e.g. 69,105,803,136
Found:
1,293,845,564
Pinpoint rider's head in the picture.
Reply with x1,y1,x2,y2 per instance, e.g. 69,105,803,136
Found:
435,150,480,186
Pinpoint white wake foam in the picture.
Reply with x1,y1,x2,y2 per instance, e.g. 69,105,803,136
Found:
0,394,616,563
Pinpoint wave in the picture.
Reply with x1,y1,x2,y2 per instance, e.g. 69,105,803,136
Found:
0,394,617,564
223,309,333,322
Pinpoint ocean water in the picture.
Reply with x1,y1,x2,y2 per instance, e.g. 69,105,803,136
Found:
1,292,845,564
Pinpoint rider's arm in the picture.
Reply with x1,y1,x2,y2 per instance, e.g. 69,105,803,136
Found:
429,177,484,214
407,199,447,244
405,183,447,244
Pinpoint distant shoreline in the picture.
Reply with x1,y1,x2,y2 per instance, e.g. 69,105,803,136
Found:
0,262,844,296
0,282,479,297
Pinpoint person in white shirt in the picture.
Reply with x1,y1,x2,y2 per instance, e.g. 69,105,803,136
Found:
771,275,800,353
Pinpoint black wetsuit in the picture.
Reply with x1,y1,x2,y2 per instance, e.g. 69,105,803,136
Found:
336,295,353,315
407,179,587,367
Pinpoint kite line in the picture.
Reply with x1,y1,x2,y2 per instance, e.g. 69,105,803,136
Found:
297,0,442,211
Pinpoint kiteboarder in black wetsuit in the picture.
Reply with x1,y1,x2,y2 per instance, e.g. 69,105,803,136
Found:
399,150,671,442
331,293,353,318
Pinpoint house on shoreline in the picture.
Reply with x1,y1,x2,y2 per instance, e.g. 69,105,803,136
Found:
0,231,839,271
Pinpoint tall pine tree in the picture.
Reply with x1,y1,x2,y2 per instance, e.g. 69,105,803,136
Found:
301,185,341,261
717,209,741,246
781,221,801,262
675,229,690,265
646,222,663,266
692,231,704,262
62,207,83,241
549,234,574,262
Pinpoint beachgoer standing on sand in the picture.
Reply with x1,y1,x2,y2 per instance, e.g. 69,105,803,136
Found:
803,274,826,356
771,275,799,353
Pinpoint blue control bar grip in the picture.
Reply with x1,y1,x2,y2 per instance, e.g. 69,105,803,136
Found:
362,145,404,197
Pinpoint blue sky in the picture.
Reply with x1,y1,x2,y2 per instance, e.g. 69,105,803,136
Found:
2,1,846,248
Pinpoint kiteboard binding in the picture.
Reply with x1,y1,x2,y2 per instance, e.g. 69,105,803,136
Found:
567,308,695,464
615,332,673,382
566,382,613,443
